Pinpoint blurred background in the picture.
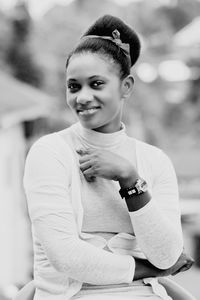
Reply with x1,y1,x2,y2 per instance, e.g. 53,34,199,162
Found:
0,0,200,299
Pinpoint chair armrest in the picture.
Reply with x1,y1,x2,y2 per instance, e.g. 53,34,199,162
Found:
13,281,35,300
158,277,196,300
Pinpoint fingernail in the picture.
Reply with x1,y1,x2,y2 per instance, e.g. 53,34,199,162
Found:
76,148,83,154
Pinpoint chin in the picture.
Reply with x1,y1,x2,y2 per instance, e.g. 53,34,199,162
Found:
79,119,104,131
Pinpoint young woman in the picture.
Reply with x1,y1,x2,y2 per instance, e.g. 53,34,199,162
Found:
24,15,193,300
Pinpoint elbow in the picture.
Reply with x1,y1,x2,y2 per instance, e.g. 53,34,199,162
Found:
50,259,68,273
153,253,181,270
149,236,184,270
47,252,70,274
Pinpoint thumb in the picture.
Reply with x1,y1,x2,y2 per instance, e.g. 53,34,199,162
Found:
76,148,90,155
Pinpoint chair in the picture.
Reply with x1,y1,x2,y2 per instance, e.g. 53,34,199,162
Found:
13,281,35,300
13,277,196,300
158,277,196,300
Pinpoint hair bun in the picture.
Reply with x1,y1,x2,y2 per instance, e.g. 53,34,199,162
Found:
83,14,141,66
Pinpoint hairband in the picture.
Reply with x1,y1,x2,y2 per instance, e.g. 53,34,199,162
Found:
81,29,131,60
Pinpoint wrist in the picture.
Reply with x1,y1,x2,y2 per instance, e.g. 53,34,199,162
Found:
125,192,151,211
118,167,138,188
119,177,150,211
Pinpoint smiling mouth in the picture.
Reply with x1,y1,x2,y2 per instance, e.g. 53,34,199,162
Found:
77,107,100,116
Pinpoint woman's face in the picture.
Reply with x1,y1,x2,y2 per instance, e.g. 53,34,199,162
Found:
66,53,124,133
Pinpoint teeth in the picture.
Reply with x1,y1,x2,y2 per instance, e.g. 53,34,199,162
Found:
79,108,99,115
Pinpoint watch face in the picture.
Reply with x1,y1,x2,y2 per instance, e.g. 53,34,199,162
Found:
136,179,148,194
141,181,148,192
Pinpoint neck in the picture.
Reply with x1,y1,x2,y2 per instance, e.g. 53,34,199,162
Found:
72,121,126,149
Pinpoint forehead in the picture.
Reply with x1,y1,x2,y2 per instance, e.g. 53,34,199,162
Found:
66,53,119,80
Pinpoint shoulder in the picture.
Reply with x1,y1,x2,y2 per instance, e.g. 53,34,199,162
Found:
26,128,75,167
30,127,73,155
127,136,163,159
128,137,176,175
136,139,172,161
136,138,160,153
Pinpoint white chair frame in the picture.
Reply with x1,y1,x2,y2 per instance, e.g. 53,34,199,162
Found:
13,277,196,300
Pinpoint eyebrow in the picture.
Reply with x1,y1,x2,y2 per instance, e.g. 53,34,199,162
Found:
67,75,107,83
89,75,106,80
67,78,77,82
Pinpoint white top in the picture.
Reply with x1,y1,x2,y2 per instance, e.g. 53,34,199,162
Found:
23,122,183,300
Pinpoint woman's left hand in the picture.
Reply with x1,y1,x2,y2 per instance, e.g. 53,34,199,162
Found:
134,251,194,280
77,148,137,184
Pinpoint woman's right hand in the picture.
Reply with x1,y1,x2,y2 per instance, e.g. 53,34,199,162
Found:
133,251,194,280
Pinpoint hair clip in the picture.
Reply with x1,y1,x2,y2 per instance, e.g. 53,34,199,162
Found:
112,29,121,45
111,29,130,57
80,30,130,60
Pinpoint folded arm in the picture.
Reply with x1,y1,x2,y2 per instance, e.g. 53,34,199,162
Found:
23,137,135,285
121,150,184,270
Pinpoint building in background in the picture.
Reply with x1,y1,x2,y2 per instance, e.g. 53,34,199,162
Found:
0,71,54,297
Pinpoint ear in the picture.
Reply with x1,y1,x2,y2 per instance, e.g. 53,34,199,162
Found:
121,75,134,100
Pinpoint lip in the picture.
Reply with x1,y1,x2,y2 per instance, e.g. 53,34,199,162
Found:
77,107,100,116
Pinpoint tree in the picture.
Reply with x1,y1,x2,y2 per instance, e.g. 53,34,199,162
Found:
6,1,42,87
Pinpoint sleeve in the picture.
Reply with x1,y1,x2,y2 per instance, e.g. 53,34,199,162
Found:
128,150,183,269
23,138,135,285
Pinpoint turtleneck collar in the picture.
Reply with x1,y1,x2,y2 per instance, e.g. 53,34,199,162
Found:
71,122,127,149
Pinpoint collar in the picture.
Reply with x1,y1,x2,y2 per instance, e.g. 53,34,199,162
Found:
71,122,127,149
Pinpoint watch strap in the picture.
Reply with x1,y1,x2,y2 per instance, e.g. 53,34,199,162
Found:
119,186,137,198
119,178,148,199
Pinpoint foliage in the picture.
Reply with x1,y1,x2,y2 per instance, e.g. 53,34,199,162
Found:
5,3,43,87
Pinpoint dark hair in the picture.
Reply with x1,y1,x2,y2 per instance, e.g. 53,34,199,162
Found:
66,15,141,79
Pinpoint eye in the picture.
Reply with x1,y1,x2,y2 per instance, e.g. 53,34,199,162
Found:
67,82,80,93
91,80,104,89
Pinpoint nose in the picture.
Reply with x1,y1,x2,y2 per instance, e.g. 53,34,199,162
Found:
76,87,93,105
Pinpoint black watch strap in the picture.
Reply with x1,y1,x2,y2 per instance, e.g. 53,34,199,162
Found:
119,178,148,199
119,186,137,198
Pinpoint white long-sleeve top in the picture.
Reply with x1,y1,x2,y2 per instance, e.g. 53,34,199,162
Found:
23,122,183,300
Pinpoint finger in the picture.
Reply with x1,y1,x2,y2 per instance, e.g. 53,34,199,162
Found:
81,166,96,182
82,167,96,177
79,161,92,172
76,148,91,156
181,259,194,271
172,270,180,276
85,175,96,182
76,149,84,155
79,155,92,164
172,259,193,275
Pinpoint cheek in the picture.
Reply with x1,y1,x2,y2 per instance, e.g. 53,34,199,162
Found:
66,93,74,107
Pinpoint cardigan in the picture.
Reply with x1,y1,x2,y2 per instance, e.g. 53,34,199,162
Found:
23,122,183,300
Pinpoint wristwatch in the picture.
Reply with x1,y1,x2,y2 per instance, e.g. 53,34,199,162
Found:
119,178,148,199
